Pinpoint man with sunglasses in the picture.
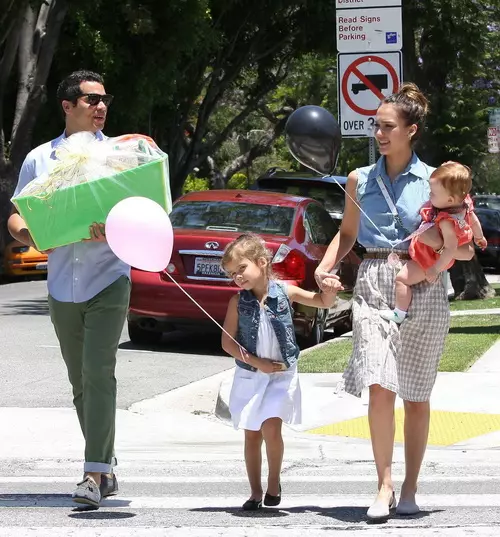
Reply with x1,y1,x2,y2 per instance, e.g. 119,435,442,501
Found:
8,70,130,508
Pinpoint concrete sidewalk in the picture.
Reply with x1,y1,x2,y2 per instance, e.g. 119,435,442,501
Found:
215,318,500,451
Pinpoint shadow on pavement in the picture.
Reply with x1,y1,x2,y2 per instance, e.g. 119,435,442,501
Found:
448,323,500,335
69,510,136,520
315,506,438,524
191,505,439,524
0,297,49,316
191,506,289,519
119,330,227,357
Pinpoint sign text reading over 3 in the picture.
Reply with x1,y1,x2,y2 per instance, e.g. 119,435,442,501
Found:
338,16,381,41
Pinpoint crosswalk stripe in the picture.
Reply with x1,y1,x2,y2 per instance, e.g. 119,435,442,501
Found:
1,474,500,484
2,494,500,509
0,527,499,537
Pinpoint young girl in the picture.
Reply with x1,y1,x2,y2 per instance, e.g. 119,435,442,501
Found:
380,161,487,324
221,233,342,511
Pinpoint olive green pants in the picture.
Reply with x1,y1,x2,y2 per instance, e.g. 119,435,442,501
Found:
48,276,131,473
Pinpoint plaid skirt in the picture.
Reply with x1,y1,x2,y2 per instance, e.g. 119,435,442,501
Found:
343,254,450,402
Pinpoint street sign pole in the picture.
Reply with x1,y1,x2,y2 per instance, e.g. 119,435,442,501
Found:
369,137,377,165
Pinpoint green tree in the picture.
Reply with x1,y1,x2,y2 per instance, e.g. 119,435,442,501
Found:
0,0,67,252
403,0,500,168
32,1,337,199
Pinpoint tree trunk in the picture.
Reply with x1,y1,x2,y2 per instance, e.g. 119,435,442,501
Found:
11,3,37,140
0,5,23,164
9,0,67,170
206,156,225,190
449,258,495,300
0,163,16,258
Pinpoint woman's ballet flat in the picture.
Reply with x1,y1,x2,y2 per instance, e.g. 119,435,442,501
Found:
366,491,396,520
396,499,420,516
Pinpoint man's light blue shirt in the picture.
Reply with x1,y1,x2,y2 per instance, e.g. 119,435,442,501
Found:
13,131,130,303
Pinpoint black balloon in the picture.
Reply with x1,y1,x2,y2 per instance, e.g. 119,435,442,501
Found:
285,105,341,175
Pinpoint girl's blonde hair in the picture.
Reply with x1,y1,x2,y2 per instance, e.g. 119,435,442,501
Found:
382,82,430,143
431,161,472,201
221,233,273,277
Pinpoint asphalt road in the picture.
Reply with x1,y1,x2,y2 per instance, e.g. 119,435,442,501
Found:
0,279,232,409
1,458,500,535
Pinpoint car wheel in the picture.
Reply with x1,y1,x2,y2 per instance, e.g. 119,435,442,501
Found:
302,310,326,348
128,322,162,345
334,311,353,336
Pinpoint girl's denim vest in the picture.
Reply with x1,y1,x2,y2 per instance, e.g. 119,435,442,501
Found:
235,280,300,372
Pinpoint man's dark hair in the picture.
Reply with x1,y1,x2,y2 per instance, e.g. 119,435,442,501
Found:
56,70,104,103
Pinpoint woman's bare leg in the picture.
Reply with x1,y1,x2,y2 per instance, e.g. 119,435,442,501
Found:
368,385,397,504
401,400,430,504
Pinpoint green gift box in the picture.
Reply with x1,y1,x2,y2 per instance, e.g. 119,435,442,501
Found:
13,156,171,252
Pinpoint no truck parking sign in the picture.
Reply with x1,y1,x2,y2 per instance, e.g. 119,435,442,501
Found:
338,52,402,137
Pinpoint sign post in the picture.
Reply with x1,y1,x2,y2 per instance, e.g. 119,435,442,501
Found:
336,0,403,164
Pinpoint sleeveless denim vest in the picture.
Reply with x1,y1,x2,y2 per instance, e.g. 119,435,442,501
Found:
235,280,300,371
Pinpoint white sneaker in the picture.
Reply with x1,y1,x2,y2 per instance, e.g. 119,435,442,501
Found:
380,309,405,324
72,476,101,508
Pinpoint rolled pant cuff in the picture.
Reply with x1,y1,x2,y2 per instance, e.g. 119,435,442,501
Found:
84,462,112,473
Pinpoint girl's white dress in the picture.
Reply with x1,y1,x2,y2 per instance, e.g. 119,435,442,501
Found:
228,309,302,431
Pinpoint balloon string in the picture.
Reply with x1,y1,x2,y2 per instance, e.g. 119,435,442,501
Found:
163,272,249,362
325,175,420,249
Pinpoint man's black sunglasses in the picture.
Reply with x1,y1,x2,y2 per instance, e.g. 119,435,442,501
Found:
75,93,114,107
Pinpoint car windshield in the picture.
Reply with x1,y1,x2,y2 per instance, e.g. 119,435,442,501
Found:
170,201,295,236
256,179,345,216
474,197,500,211
476,210,500,228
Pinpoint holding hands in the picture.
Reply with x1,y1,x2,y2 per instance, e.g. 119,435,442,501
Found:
314,269,343,294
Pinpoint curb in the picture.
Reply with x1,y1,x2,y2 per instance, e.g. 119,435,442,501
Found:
450,308,500,317
214,371,233,423
214,334,353,424
301,331,353,357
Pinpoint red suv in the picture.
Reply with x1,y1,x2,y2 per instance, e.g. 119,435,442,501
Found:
128,190,360,347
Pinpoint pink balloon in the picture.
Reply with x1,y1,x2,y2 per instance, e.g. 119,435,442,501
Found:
105,197,173,272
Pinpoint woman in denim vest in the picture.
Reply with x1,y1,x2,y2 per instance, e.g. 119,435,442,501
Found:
221,233,342,511
315,84,474,520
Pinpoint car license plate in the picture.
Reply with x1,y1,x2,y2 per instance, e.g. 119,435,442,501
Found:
36,262,47,270
194,257,224,277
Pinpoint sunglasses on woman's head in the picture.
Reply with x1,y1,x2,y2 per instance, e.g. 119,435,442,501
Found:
75,93,114,107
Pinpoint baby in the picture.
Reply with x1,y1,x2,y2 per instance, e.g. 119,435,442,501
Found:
380,161,487,324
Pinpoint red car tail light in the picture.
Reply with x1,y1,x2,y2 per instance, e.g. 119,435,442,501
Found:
272,245,306,281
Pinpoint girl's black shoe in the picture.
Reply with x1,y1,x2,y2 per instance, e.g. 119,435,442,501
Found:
264,484,282,507
242,498,262,511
